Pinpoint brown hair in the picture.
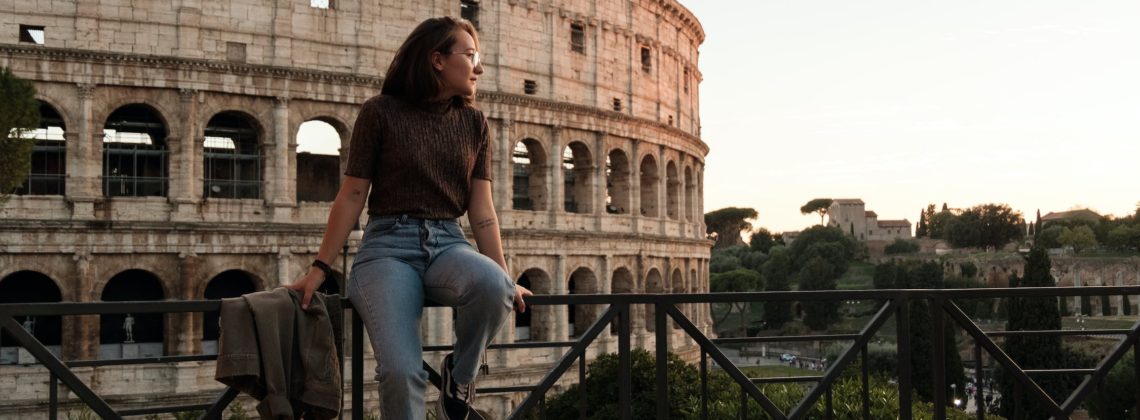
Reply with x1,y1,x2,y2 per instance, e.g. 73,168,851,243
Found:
382,17,480,108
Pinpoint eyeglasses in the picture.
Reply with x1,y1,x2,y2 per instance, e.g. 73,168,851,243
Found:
446,50,481,67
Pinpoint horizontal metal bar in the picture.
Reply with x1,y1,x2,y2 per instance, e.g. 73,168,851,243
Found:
1024,369,1097,375
712,334,861,344
423,341,578,352
479,386,536,394
989,329,1132,337
0,298,357,316
750,376,824,384
118,403,213,416
67,354,217,367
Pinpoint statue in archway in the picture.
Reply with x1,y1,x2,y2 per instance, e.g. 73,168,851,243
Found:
123,313,135,343
22,316,35,334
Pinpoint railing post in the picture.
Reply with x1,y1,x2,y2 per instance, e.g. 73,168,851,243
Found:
931,297,946,418
861,342,870,420
619,302,632,420
352,308,364,420
975,342,984,420
656,300,669,420
897,295,913,420
49,372,58,420
1134,337,1139,420
700,350,708,420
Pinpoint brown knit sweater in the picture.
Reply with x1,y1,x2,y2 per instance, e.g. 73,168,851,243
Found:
344,95,492,219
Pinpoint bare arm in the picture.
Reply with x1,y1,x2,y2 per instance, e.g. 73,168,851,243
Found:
285,175,371,308
467,179,531,312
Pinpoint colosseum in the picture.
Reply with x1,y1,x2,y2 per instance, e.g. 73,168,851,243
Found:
0,0,710,417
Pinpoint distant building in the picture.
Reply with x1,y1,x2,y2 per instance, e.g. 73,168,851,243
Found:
827,199,912,242
1041,209,1102,225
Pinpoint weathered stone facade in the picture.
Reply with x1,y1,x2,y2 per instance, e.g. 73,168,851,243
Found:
1,0,710,417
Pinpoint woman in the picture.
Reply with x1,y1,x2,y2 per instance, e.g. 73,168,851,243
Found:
286,16,531,420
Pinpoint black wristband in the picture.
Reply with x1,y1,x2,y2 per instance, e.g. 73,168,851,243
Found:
311,259,333,278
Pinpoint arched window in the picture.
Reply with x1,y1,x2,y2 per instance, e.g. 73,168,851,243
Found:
202,270,258,351
100,270,166,358
639,155,659,217
296,119,342,202
644,268,664,332
568,267,598,338
512,139,547,211
0,271,62,364
15,101,66,196
563,142,593,213
606,150,630,214
610,267,634,335
103,104,168,197
204,112,261,199
515,274,532,341
666,161,679,220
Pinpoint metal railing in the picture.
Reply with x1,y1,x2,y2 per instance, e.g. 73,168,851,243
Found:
2,286,1139,419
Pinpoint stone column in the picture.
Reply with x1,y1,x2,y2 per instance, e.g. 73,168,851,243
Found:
66,251,97,360
172,89,200,218
552,255,568,342
549,126,564,225
173,251,201,356
496,119,512,212
594,132,607,217
69,84,97,219
270,97,294,220
658,145,667,233
630,141,641,232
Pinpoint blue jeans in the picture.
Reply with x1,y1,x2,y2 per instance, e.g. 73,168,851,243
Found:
348,215,515,420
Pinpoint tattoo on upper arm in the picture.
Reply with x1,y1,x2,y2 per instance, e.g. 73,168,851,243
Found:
475,218,496,230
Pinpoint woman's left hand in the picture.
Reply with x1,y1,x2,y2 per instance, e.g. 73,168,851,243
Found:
513,284,533,313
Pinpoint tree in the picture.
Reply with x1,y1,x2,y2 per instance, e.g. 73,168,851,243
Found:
998,247,1082,420
0,67,40,204
927,207,955,240
709,268,763,334
1086,350,1137,420
1036,225,1066,249
761,247,793,329
1057,225,1097,254
1107,225,1140,252
944,203,1024,249
884,239,920,255
797,256,839,330
749,228,777,254
705,207,757,249
1034,209,1042,237
800,198,834,226
787,225,859,274
916,209,928,238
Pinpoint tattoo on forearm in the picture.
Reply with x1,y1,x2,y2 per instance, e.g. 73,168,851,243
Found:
475,218,496,230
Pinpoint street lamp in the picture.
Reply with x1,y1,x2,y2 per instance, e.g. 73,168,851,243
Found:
951,383,961,407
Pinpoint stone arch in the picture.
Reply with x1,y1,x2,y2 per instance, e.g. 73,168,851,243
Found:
0,271,64,354
567,266,599,337
606,148,631,214
684,165,695,222
100,269,166,350
203,110,265,199
516,268,552,341
201,270,259,343
295,116,346,202
639,154,660,217
610,267,635,335
196,266,269,298
15,100,68,196
95,97,178,137
665,160,679,220
644,268,664,332
562,141,594,214
512,138,549,211
102,103,171,197
32,94,75,133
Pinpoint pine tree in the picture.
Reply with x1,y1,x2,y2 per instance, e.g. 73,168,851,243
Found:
1035,209,1043,237
998,247,1078,419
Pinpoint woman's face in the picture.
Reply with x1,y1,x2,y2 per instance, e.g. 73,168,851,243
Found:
433,30,484,100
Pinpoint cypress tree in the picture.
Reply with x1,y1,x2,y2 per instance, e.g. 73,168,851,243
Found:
916,210,928,238
998,247,1075,419
1035,209,1043,237
761,248,793,329
798,256,839,330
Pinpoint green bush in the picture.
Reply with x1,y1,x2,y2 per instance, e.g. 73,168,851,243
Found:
1087,350,1137,420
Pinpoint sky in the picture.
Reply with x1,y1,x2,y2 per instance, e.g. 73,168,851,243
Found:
683,0,1140,234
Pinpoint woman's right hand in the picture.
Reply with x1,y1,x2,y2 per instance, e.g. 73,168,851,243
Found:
284,268,324,309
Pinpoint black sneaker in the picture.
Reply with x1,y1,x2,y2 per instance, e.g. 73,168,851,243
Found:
439,353,474,420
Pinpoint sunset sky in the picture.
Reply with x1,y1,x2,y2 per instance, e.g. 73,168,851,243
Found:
684,0,1140,233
